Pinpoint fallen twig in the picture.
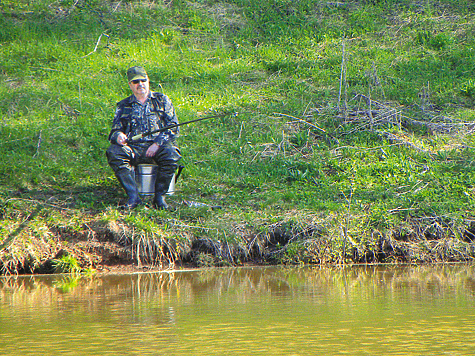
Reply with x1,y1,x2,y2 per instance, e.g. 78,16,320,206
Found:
33,130,42,158
82,33,110,58
375,130,433,155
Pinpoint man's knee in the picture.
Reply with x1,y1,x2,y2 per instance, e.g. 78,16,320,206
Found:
106,144,135,170
161,145,181,163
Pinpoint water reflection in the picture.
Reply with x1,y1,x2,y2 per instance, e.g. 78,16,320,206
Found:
1,265,475,355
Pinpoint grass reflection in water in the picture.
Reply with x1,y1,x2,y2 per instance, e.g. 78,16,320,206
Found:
1,265,475,355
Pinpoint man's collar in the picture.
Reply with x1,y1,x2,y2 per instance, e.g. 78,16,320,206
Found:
130,92,152,104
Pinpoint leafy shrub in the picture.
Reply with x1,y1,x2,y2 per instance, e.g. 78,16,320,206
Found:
52,254,81,274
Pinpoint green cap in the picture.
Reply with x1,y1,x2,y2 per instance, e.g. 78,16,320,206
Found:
127,66,147,82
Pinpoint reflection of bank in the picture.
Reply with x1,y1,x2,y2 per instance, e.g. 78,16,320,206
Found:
2,265,475,323
128,265,475,303
1,265,475,356
2,265,475,304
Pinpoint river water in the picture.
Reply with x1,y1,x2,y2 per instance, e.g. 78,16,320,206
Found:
1,265,475,355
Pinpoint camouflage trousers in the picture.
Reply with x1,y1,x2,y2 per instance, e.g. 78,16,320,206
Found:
106,142,181,183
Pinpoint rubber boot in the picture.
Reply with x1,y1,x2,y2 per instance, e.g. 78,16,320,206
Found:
115,169,142,209
153,173,174,210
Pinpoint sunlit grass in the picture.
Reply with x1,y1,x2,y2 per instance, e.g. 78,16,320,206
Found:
1,0,475,272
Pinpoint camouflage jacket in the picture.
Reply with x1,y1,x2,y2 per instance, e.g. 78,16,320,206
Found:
108,92,179,146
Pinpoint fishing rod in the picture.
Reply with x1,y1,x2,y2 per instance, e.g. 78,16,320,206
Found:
128,111,238,143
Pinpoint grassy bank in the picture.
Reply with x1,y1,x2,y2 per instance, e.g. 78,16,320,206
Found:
1,0,475,274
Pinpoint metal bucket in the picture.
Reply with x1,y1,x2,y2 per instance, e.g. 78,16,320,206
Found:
135,164,176,196
167,173,176,195
135,164,157,196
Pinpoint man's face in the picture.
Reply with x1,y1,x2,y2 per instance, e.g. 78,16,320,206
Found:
128,77,150,98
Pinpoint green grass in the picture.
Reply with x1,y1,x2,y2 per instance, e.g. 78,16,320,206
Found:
1,0,475,272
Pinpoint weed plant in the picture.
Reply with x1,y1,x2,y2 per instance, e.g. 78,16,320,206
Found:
1,0,475,272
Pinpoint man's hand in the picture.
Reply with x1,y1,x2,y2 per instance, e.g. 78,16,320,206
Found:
117,132,128,146
146,143,160,157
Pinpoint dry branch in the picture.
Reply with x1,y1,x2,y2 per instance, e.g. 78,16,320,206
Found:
375,130,432,154
341,93,475,136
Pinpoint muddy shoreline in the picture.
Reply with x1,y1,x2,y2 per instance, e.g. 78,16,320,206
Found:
2,216,475,275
